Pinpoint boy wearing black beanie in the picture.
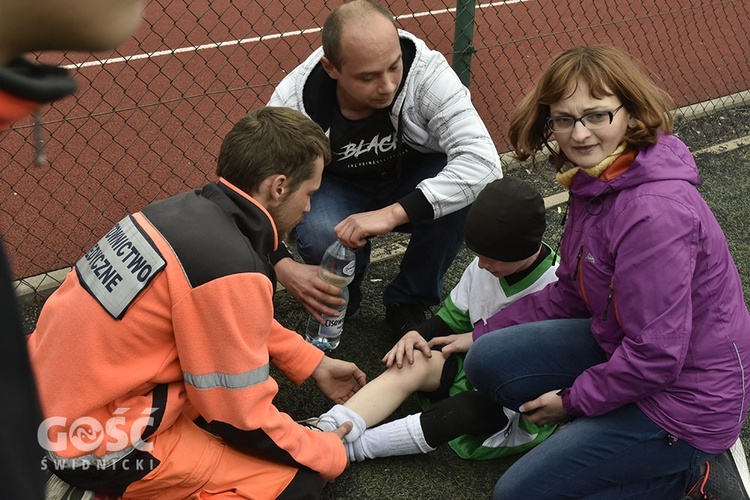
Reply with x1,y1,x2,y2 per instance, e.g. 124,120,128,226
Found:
311,177,562,461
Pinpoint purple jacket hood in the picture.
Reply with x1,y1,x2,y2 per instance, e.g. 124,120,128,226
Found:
571,133,700,197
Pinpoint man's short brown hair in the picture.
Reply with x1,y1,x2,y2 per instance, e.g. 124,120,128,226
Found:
216,106,331,194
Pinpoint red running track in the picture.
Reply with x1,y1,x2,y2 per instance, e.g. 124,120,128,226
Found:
1,0,748,279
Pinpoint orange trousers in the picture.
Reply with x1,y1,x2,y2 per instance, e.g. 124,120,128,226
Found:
121,414,314,499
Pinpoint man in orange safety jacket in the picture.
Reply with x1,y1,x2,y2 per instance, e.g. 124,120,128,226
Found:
28,106,367,499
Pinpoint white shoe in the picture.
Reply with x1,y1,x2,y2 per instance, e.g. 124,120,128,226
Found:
45,473,95,500
296,416,324,431
729,437,750,497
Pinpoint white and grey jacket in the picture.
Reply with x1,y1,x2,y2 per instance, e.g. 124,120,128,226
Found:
268,29,502,221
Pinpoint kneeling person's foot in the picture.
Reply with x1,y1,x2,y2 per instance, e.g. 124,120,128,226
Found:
346,282,362,321
685,440,750,500
385,303,431,336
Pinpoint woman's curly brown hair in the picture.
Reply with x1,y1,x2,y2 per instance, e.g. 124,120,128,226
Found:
508,45,674,172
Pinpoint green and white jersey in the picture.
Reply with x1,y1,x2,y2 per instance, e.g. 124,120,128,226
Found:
437,243,559,332
420,243,560,460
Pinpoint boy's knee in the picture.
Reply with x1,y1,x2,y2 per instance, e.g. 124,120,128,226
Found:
384,350,442,391
387,349,430,372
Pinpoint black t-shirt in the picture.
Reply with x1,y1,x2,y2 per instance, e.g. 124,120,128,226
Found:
302,38,418,180
326,105,414,179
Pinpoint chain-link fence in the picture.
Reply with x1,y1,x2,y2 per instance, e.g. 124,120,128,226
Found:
2,0,749,303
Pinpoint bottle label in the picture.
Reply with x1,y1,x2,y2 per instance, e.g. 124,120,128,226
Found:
320,310,346,337
342,261,355,276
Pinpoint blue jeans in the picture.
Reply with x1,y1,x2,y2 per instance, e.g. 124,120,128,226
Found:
464,318,714,499
295,152,468,306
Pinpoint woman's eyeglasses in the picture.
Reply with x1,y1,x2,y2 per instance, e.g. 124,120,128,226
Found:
546,104,624,133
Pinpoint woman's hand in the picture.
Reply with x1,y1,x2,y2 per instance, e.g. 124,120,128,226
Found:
519,389,570,426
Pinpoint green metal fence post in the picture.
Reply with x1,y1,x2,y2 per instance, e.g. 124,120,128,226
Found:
452,0,476,87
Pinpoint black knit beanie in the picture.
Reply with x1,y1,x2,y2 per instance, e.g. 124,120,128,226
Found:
464,177,546,262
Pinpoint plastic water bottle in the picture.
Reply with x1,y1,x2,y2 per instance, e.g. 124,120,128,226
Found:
305,240,355,351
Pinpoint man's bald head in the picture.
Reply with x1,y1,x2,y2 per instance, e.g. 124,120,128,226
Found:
322,0,397,69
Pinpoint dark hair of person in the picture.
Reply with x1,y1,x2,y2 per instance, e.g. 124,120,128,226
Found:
508,45,674,171
322,0,396,69
216,106,331,194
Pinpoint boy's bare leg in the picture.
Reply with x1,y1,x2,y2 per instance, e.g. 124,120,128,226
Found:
315,350,445,441
344,350,445,427
317,351,450,460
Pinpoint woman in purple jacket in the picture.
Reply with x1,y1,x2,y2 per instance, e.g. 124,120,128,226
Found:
463,45,750,499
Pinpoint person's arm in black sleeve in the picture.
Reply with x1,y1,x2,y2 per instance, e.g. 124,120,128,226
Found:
414,315,455,342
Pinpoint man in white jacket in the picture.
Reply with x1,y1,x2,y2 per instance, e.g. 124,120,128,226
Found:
268,0,502,336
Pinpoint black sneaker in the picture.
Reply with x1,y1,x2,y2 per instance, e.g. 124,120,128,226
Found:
385,303,431,336
346,281,362,321
683,439,750,500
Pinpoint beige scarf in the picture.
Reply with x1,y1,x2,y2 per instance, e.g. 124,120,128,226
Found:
555,144,627,189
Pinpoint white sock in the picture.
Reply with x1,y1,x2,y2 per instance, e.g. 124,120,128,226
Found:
315,404,367,443
346,413,435,462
